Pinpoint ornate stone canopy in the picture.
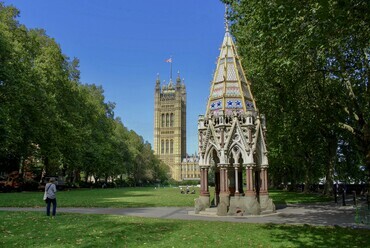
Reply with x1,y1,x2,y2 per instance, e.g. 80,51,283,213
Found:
194,10,275,216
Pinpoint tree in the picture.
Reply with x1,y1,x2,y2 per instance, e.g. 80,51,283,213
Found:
0,2,169,187
225,0,370,192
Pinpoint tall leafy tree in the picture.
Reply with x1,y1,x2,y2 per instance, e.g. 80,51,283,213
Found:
225,0,370,192
0,2,167,186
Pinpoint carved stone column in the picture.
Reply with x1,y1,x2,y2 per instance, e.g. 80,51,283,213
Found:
245,165,255,197
260,167,267,195
234,165,240,196
259,166,275,213
200,166,210,196
217,163,230,216
219,164,229,194
242,163,261,215
194,165,210,213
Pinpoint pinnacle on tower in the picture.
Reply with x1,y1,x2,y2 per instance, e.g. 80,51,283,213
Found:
176,71,181,84
155,73,160,91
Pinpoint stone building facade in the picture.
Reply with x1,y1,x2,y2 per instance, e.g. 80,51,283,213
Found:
154,73,196,181
181,155,200,180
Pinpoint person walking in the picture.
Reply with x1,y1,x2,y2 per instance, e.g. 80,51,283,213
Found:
44,177,57,217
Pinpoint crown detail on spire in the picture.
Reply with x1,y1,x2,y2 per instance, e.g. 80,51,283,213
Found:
224,4,230,33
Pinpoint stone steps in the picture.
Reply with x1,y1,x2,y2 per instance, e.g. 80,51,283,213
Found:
198,207,217,216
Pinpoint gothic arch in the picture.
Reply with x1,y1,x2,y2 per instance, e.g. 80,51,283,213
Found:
204,144,219,166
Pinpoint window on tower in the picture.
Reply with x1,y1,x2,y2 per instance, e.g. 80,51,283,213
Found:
161,140,164,154
170,113,174,127
166,113,169,127
161,114,165,127
166,139,169,153
170,139,173,154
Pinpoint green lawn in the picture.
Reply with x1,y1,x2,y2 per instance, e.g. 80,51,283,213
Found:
0,187,332,208
0,188,368,247
1,211,369,248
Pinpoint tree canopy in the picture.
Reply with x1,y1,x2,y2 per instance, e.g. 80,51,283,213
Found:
0,3,169,186
225,0,369,192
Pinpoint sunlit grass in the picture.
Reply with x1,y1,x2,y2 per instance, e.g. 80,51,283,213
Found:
0,187,332,208
0,211,369,248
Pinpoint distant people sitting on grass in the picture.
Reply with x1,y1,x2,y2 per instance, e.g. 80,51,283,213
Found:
180,186,195,194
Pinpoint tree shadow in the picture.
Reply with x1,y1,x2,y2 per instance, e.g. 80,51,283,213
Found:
261,223,370,247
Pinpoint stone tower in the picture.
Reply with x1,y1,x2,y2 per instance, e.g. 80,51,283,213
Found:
194,12,275,216
154,72,186,181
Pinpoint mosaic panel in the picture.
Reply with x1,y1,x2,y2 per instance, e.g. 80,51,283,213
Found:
242,84,252,98
215,66,224,82
211,84,224,98
225,82,240,96
226,63,237,81
238,65,250,85
227,46,235,57
225,99,243,109
245,100,255,110
220,46,227,58
210,100,223,110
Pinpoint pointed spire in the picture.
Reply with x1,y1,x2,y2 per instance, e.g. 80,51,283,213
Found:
155,73,160,91
176,70,181,84
224,4,230,33
205,9,257,117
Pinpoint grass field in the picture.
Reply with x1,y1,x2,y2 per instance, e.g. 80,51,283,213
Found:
1,187,367,248
0,187,332,208
1,211,369,248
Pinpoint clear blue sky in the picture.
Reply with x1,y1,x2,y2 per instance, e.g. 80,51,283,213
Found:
5,0,226,154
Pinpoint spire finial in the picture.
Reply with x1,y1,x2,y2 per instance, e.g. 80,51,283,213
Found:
224,4,229,33
176,70,181,84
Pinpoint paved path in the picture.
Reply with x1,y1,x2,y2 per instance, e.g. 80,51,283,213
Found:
0,203,367,228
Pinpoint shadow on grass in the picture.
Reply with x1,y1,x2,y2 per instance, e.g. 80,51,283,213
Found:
261,223,370,247
269,190,332,205
0,211,183,247
58,215,181,247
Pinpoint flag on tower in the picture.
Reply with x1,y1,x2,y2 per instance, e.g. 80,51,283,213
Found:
165,58,172,63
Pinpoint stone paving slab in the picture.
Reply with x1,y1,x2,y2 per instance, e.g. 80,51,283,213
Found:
0,203,368,229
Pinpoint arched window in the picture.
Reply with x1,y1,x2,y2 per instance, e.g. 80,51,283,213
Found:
166,113,169,127
166,140,169,154
161,114,165,127
170,139,174,154
161,140,164,154
170,113,174,127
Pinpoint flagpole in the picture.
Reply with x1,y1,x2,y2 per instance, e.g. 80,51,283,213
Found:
165,56,173,82
170,56,172,81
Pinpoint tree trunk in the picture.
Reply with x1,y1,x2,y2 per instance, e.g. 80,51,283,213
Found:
303,167,310,194
324,134,337,196
364,124,370,194
324,160,334,196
